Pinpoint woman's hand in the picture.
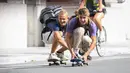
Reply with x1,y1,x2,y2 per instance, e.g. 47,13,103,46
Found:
82,55,88,62
71,51,77,59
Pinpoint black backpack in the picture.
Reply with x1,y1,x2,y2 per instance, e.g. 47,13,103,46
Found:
40,5,62,26
40,6,62,40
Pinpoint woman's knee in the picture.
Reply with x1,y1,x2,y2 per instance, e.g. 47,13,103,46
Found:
83,35,92,44
74,27,85,35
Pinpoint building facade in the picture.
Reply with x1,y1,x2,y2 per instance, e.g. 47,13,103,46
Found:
0,0,128,49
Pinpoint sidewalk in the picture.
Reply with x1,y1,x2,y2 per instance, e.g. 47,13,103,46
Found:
0,44,130,65
0,47,50,65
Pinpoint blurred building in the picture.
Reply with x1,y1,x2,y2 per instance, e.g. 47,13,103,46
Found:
0,0,127,48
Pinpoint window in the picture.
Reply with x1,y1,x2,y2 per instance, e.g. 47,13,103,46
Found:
0,0,7,3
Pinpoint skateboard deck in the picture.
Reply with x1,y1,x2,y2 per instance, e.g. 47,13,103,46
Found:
70,58,88,66
48,59,66,66
70,58,82,62
48,59,59,62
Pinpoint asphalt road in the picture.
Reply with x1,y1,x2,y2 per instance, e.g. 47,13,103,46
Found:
0,54,130,73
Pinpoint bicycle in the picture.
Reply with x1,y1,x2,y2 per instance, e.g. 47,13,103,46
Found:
96,26,107,57
89,9,107,57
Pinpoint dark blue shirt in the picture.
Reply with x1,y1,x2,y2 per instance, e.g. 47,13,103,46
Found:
47,21,66,36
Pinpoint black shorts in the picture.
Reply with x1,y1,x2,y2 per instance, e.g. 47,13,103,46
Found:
89,8,107,17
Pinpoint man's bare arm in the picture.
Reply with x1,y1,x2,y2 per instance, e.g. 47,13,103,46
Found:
54,31,68,49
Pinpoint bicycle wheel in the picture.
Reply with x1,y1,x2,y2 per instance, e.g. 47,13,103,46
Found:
96,26,107,57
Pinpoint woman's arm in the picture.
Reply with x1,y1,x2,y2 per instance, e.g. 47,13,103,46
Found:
84,36,96,57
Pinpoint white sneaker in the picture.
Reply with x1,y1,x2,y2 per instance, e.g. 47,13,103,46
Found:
48,53,60,60
56,52,69,61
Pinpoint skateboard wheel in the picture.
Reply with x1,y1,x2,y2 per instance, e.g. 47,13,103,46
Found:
86,63,88,66
78,62,83,66
49,63,51,66
78,64,81,66
80,63,83,66
60,61,62,64
55,63,60,65
72,63,75,67
60,61,64,64
64,63,66,65
84,62,88,65
60,61,66,65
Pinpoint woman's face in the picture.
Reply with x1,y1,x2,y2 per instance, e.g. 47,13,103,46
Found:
58,14,68,26
78,15,89,25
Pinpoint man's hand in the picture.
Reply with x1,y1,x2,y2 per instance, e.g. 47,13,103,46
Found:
82,55,88,62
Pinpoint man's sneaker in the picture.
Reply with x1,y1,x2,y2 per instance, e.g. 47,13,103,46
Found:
48,53,60,61
56,52,69,61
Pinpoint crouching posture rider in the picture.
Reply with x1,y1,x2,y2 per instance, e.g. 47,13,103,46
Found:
66,8,97,62
47,9,75,61
79,0,106,41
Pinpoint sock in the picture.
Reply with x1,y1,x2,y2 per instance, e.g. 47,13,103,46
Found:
74,48,79,54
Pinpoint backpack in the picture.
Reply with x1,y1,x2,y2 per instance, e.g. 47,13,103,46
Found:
40,5,62,25
40,6,62,40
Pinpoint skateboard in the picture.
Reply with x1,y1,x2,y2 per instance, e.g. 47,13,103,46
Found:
70,58,88,67
48,59,66,66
